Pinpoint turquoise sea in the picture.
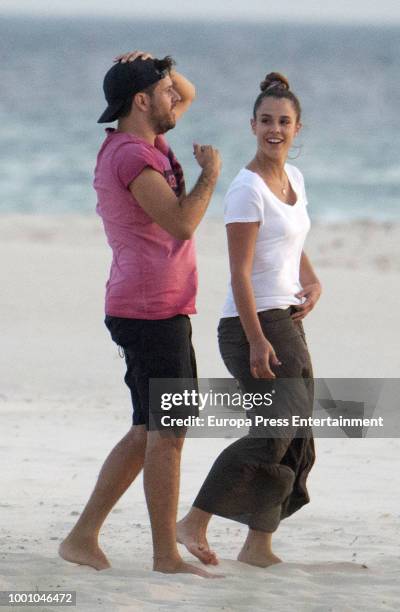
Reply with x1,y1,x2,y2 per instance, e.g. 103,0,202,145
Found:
1,16,399,221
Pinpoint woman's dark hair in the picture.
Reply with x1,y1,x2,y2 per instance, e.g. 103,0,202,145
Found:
118,55,176,119
253,72,301,122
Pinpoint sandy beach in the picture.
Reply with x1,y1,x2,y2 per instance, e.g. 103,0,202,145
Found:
1,214,400,612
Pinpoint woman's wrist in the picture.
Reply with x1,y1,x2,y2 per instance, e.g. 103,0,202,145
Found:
311,280,322,294
301,278,321,289
247,331,268,346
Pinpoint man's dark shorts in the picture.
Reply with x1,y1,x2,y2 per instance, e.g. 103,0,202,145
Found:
105,314,198,428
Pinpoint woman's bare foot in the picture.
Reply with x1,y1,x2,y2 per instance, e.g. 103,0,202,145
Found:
58,534,111,571
154,556,223,578
237,546,282,568
176,518,218,565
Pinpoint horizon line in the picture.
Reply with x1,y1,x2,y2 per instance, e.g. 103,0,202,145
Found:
1,11,400,27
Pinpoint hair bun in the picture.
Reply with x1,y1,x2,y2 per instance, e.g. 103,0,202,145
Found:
260,72,290,92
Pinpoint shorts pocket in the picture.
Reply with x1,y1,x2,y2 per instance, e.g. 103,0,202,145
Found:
104,316,139,349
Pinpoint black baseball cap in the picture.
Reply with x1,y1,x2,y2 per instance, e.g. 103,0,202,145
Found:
97,58,168,124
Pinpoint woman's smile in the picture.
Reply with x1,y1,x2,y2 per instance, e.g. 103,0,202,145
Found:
266,138,284,144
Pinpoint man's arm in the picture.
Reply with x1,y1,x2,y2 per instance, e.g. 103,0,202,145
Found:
169,70,196,120
129,145,221,240
113,51,195,119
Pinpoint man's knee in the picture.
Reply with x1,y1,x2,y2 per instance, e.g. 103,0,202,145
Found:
125,424,147,447
146,429,186,452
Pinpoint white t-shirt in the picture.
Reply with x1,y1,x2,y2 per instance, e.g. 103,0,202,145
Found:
221,164,311,318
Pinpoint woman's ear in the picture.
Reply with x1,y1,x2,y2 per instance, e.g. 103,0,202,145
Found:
250,117,256,135
295,122,303,137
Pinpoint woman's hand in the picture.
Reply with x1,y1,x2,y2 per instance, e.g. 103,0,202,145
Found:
113,50,153,63
250,337,281,379
292,282,322,320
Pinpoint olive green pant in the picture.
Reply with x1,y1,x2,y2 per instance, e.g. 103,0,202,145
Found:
193,307,315,532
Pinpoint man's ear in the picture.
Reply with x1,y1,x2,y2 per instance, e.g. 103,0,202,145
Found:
132,91,150,112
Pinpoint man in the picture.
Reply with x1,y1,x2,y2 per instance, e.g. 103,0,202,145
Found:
59,51,221,577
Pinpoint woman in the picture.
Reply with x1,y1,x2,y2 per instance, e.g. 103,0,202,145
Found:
178,72,322,568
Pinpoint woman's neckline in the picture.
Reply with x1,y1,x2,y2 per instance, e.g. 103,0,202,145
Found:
242,166,298,207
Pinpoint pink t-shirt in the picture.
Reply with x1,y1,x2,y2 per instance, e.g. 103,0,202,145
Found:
94,129,198,319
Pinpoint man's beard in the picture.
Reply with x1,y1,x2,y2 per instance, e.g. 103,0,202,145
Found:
149,103,176,134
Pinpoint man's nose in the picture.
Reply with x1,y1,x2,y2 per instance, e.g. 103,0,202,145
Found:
173,89,181,103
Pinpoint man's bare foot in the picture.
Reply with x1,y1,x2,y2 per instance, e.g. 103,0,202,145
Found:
58,534,111,571
237,547,282,569
154,556,223,578
176,519,218,565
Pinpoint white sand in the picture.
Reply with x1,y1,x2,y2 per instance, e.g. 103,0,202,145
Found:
1,215,399,612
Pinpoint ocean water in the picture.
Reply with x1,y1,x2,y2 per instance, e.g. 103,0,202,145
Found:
1,16,399,221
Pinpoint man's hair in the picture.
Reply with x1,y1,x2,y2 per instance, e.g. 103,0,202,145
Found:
118,55,176,120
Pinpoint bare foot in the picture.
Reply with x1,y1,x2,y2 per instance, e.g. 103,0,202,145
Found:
176,519,218,565
237,547,282,568
58,534,111,571
154,557,223,578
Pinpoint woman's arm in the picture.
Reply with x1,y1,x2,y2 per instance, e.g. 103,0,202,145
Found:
227,222,281,378
292,251,322,320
